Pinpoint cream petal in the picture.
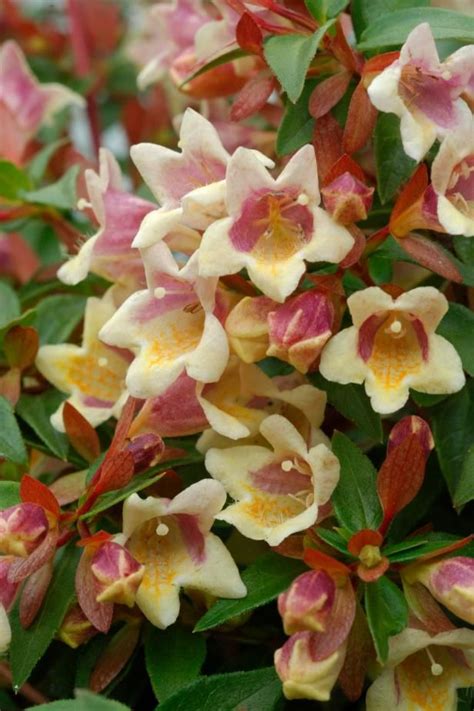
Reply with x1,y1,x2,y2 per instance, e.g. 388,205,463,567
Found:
198,217,246,277
132,208,184,249
225,147,276,216
364,371,410,415
0,605,11,653
411,334,465,395
259,414,308,459
167,479,227,531
395,286,448,332
205,445,275,499
57,235,98,285
306,444,340,505
399,107,436,161
186,312,229,384
302,207,354,264
277,144,320,204
437,195,474,237
181,180,227,230
347,287,394,328
182,534,247,599
197,386,252,440
246,255,306,303
319,327,367,385
136,581,181,629
367,63,404,115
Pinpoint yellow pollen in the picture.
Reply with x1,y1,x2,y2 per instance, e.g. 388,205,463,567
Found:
359,544,382,568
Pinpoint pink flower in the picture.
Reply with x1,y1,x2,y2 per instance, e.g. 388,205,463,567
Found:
321,172,374,224
408,557,474,625
278,570,336,635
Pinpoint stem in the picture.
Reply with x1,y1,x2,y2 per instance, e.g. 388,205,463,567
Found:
0,662,49,705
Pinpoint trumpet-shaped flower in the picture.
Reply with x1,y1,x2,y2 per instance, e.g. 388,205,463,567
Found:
431,117,474,237
407,557,474,626
366,627,474,711
319,286,465,414
197,357,328,443
198,145,354,302
367,23,474,161
36,295,130,431
205,414,339,546
99,257,229,399
0,40,84,164
58,149,155,286
119,480,246,628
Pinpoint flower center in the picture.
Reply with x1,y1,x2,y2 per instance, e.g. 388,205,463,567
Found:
447,156,474,219
359,544,382,568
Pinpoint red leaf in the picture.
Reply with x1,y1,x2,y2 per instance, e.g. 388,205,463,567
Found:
76,549,113,633
108,396,137,459
396,233,463,283
77,530,112,548
313,113,343,184
4,326,39,370
309,71,352,119
416,534,473,564
20,475,60,518
304,547,351,577
347,529,383,557
342,81,377,154
231,73,275,121
357,557,389,582
90,623,141,693
330,15,364,74
63,402,101,464
390,163,429,227
324,153,367,185
340,225,366,268
236,12,263,55
19,560,54,628
377,435,426,535
363,51,400,77
387,416,434,460
338,602,373,701
92,450,135,497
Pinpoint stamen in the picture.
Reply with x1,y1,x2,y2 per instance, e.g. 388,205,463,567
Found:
297,193,309,206
426,648,443,676
281,459,293,472
154,287,166,299
98,357,108,367
441,70,451,80
389,320,402,334
156,522,169,536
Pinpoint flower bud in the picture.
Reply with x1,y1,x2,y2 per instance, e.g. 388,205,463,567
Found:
0,503,49,557
91,541,144,607
413,556,474,625
57,605,98,649
278,570,336,635
321,172,374,224
225,296,275,363
275,631,347,701
268,290,334,373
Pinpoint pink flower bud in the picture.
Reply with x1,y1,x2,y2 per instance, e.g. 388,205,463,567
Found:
415,557,474,625
321,172,374,224
275,630,347,701
90,541,144,607
268,290,334,373
0,557,20,611
126,433,165,473
0,503,49,557
278,570,336,635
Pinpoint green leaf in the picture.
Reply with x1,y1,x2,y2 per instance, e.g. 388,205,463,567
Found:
0,160,32,202
180,48,249,86
0,396,27,465
454,235,474,265
368,253,393,285
27,138,69,183
157,667,283,711
32,690,131,711
358,8,474,51
35,294,87,344
331,432,383,533
264,22,333,103
9,543,81,688
364,576,408,662
315,527,351,555
16,390,69,460
21,165,80,210
437,303,474,377
352,0,429,40
195,552,306,632
384,533,461,563
0,480,20,507
145,625,206,702
0,281,20,329
276,80,316,156
374,113,417,204
454,444,474,508
431,382,474,499
310,374,383,442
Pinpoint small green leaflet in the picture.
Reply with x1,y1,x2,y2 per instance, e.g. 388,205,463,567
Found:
157,667,283,711
33,690,131,711
364,576,408,663
276,80,316,156
358,7,474,51
0,396,27,465
264,21,334,103
331,432,383,533
35,294,87,345
0,160,32,202
9,544,81,688
437,303,474,377
17,390,69,460
0,480,21,508
145,625,206,702
21,165,80,210
453,445,474,508
194,552,306,632
374,114,417,204
351,0,429,40
27,138,69,183
0,281,21,329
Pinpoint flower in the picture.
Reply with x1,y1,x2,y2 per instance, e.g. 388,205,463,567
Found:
119,480,246,628
198,145,354,302
0,503,49,557
367,23,474,161
36,294,130,431
0,557,19,653
278,570,336,635
0,40,84,164
319,286,465,414
431,117,474,237
406,557,474,626
99,256,230,399
205,414,339,546
366,627,474,711
58,148,155,286
321,172,374,225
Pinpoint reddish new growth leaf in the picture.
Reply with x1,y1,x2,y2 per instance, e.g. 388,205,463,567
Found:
309,71,352,120
231,73,276,122
236,12,263,56
347,529,388,582
313,113,344,184
362,51,400,81
63,401,101,464
4,325,39,370
396,233,463,283
20,474,61,518
343,81,377,154
304,547,351,579
330,15,364,75
90,623,141,693
390,163,429,232
91,450,135,497
19,560,54,628
75,548,113,633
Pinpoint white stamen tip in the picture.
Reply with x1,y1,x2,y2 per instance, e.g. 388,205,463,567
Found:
281,460,293,472
77,198,92,211
441,70,451,80
390,320,402,334
156,523,169,536
98,357,108,367
297,193,309,206
431,663,443,676
154,287,166,299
